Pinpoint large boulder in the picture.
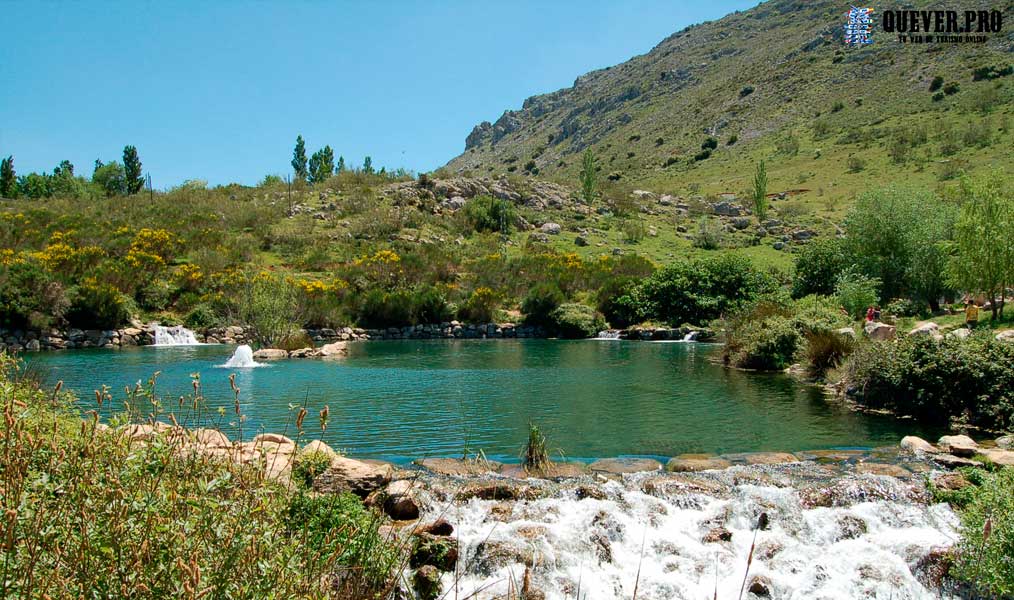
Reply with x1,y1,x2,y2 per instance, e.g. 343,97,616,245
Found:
539,222,562,235
864,321,896,341
900,436,937,454
318,341,348,358
192,428,231,448
313,456,393,497
938,435,978,457
252,348,289,360
996,330,1014,343
908,322,942,338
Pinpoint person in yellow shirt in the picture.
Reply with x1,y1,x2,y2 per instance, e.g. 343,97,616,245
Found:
965,300,979,329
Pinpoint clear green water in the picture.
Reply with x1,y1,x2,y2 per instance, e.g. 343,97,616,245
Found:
32,340,937,464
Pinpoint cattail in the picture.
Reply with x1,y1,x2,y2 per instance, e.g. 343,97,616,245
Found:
95,390,103,407
296,407,307,430
319,406,330,432
983,516,993,542
168,413,178,428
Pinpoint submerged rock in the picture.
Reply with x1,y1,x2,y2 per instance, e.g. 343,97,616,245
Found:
252,348,288,360
412,565,442,600
855,462,911,478
411,533,458,571
415,457,502,476
588,457,663,474
666,454,732,472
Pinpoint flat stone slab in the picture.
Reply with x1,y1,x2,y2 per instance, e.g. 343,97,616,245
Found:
933,453,983,469
414,457,502,476
725,452,800,465
796,449,866,463
666,454,732,473
855,462,911,478
980,448,1014,467
588,457,663,474
500,462,588,479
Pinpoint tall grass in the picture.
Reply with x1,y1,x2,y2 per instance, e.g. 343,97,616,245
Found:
522,422,551,473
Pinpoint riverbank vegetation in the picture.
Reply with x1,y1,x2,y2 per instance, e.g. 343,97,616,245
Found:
0,354,403,598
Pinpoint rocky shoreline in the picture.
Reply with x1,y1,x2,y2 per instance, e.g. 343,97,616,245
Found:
111,421,1000,599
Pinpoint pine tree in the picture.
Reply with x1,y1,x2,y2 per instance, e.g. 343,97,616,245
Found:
123,145,144,194
308,146,335,184
363,156,373,174
0,156,16,198
751,160,768,221
579,149,596,203
291,135,308,181
337,156,346,173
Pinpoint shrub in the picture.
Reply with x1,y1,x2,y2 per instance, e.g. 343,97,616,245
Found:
951,467,1014,596
692,216,723,250
804,328,855,373
739,85,754,98
701,137,718,151
792,237,850,298
550,303,606,339
0,261,68,329
596,277,639,328
463,194,517,234
835,269,880,319
356,289,413,328
884,297,925,318
292,450,334,488
842,334,1014,428
943,82,960,95
184,303,220,330
66,280,132,329
238,273,300,346
847,156,865,173
932,91,945,102
276,330,314,352
626,254,773,326
694,149,712,161
928,75,944,91
521,283,565,328
457,287,498,323
411,285,454,324
726,135,738,146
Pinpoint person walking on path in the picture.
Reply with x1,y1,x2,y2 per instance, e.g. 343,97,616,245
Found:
866,306,875,322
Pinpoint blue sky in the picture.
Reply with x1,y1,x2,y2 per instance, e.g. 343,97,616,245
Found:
1,1,759,187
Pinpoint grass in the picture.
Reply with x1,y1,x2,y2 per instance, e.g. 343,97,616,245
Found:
522,422,551,474
0,353,404,599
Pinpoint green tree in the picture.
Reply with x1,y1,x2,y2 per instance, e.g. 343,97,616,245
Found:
123,145,144,194
337,155,346,173
308,145,335,184
50,160,85,199
751,160,768,221
291,135,308,181
92,160,126,197
17,173,50,199
947,173,1014,320
363,156,374,174
579,149,596,203
0,156,16,198
792,237,850,298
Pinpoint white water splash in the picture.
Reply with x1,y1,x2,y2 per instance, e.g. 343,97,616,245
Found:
152,324,201,346
683,330,699,342
220,345,264,368
597,330,622,340
432,471,959,600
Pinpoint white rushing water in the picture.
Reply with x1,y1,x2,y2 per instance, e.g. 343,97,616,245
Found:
152,324,201,346
429,469,959,600
220,344,264,368
597,330,622,340
683,330,699,342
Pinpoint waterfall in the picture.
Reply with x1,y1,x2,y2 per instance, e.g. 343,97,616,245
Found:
682,330,699,342
152,324,201,346
597,330,622,340
221,344,263,368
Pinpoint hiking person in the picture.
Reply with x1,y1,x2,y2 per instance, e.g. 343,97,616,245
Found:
873,306,881,321
866,306,875,322
965,300,979,329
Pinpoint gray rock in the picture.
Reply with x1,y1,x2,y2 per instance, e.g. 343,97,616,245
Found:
938,435,978,457
540,222,562,235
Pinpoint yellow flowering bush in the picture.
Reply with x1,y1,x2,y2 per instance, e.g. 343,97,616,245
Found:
173,264,204,291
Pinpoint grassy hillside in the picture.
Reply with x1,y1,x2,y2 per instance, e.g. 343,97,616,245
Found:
444,0,1014,203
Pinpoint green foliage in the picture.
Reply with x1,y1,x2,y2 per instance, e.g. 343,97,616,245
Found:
701,137,718,151
943,81,960,95
834,268,880,319
122,145,144,195
727,313,801,370
237,273,300,346
739,85,754,98
842,333,1014,429
947,172,1014,320
355,289,413,329
462,194,516,234
521,283,565,328
692,216,723,249
951,467,1014,597
0,261,68,329
66,279,132,329
596,277,639,328
523,422,551,472
309,145,335,184
623,254,773,326
411,285,454,324
183,303,220,330
842,186,955,306
751,160,768,221
972,64,1013,81
291,135,308,181
1,155,17,198
363,156,374,174
928,75,944,92
292,451,334,488
792,237,850,298
92,160,126,197
457,287,499,323
550,303,606,338
579,148,597,203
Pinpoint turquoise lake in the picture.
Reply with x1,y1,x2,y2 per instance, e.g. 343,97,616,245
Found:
31,340,938,464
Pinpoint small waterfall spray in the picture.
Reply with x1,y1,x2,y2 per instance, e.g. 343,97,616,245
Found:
597,330,622,340
682,330,699,342
221,344,263,368
152,324,201,346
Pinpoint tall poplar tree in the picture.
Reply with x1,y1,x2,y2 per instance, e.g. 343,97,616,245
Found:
291,135,308,181
123,145,144,194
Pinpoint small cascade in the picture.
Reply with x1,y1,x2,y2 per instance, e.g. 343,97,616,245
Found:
221,344,263,368
682,330,699,342
597,330,622,340
152,324,201,346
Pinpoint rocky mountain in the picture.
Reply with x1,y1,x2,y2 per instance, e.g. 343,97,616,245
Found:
444,0,1014,192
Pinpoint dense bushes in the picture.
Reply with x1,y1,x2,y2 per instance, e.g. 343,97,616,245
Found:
65,280,132,329
0,261,68,329
950,467,1014,596
521,283,565,328
354,287,455,329
792,237,849,298
619,254,774,326
842,334,1014,429
463,194,517,234
550,303,606,339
